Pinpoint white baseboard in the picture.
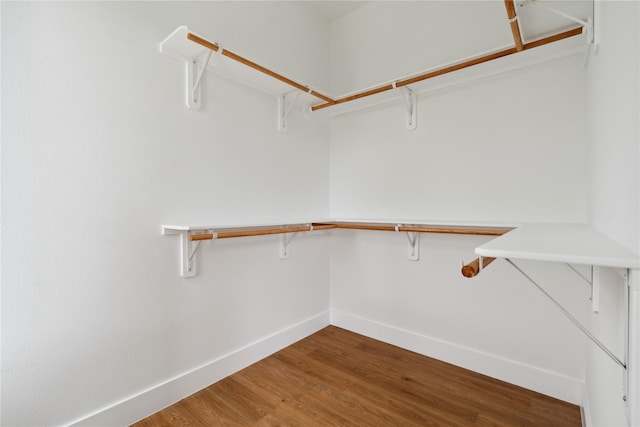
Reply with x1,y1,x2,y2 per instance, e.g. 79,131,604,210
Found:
331,310,585,406
580,383,592,427
69,311,330,426
68,309,586,426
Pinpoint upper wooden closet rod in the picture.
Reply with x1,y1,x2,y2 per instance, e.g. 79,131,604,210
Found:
186,33,336,105
310,26,582,112
185,18,581,113
504,0,524,52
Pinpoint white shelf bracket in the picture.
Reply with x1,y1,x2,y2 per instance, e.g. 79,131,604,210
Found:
583,17,595,69
162,228,215,278
277,91,301,131
187,50,212,110
406,231,420,261
592,265,601,313
519,0,596,68
566,263,599,312
506,258,626,370
180,231,198,277
399,85,417,130
280,232,297,259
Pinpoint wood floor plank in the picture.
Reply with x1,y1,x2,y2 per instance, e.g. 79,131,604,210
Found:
131,326,582,426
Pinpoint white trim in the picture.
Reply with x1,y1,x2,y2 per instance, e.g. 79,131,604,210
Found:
68,311,330,426
330,309,585,406
69,308,588,426
581,382,593,427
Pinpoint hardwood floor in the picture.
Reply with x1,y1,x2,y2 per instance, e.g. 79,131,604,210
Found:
132,326,582,426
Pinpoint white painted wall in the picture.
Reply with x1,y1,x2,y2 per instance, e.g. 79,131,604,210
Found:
329,54,589,223
329,1,513,95
330,230,590,403
586,2,640,426
1,2,330,425
4,1,637,425
328,0,592,407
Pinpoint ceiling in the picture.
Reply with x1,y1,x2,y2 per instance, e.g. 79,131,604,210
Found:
302,1,369,22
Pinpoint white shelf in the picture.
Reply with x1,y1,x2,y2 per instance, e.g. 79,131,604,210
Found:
330,218,517,229
320,31,588,118
160,25,587,121
162,220,322,234
163,218,515,235
476,223,640,269
159,26,320,107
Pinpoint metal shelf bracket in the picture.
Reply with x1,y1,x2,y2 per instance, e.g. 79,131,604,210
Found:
398,85,417,130
519,0,596,67
277,91,301,131
187,50,213,110
280,232,298,259
406,231,420,261
163,228,215,278
506,258,626,370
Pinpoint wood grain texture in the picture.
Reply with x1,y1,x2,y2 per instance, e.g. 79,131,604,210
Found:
504,0,524,51
462,256,497,277
132,326,581,426
187,223,508,242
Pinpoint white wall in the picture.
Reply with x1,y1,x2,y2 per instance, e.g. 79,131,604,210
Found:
586,2,640,426
329,1,513,95
330,230,590,403
329,55,589,223
328,0,592,407
1,2,330,425
4,1,637,425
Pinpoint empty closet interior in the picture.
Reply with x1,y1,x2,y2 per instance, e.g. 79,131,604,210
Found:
2,1,639,426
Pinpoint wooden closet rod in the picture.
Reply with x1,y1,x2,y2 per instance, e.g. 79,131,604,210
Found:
504,0,524,51
189,223,337,241
318,223,510,236
186,33,336,105
461,257,496,278
188,222,508,241
311,26,583,112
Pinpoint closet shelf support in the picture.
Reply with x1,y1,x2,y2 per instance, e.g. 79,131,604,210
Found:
505,258,626,370
565,264,601,312
519,0,596,67
278,91,301,131
399,86,417,130
163,223,323,277
280,232,297,259
405,231,420,260
163,229,216,278
187,51,212,110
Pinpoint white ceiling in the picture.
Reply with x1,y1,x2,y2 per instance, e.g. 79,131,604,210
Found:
302,1,369,22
